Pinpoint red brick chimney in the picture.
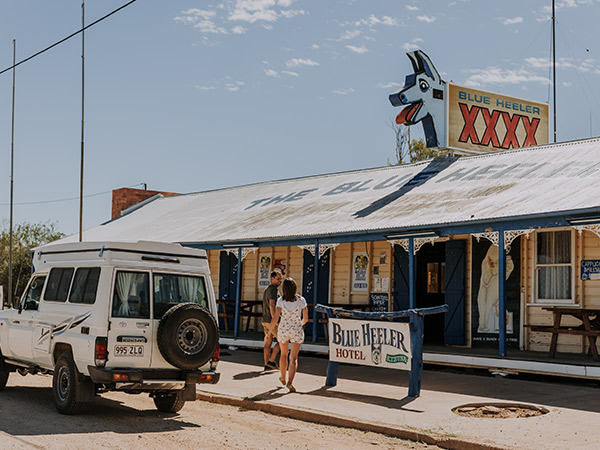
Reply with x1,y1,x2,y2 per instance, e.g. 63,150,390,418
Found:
111,187,179,219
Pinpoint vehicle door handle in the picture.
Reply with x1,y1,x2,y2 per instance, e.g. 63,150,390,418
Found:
13,320,20,324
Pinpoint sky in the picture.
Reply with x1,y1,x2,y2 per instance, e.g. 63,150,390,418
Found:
0,0,599,237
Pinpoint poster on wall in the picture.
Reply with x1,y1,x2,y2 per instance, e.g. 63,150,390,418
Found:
352,252,369,292
274,259,287,276
471,238,520,349
258,254,272,289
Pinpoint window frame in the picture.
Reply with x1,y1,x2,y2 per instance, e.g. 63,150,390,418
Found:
111,269,151,319
69,267,101,305
44,267,75,303
533,228,575,305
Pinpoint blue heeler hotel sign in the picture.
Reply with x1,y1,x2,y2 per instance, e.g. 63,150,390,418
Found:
329,318,412,370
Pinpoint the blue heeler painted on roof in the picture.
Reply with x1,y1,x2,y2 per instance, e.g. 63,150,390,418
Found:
389,50,446,148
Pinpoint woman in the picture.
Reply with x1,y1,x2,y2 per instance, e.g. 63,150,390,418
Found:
267,277,308,393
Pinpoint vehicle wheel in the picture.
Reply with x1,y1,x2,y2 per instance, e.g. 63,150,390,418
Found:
157,303,219,370
52,352,87,415
0,370,8,391
153,392,186,413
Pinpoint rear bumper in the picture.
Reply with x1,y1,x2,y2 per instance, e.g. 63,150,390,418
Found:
87,365,220,386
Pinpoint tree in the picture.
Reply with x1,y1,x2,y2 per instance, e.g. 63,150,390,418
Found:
0,221,64,307
389,120,441,164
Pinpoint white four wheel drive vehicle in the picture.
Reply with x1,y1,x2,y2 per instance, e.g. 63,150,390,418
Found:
0,241,220,415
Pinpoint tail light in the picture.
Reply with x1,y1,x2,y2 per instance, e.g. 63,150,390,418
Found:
95,337,108,367
200,373,215,382
211,347,220,363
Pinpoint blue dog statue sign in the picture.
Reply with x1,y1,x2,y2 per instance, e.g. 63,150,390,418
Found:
389,50,549,153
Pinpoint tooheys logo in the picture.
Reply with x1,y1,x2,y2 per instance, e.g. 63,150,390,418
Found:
458,103,540,149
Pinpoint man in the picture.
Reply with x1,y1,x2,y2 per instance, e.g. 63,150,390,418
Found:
262,269,282,370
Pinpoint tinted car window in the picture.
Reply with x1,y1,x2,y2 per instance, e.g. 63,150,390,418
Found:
45,268,74,302
69,268,101,304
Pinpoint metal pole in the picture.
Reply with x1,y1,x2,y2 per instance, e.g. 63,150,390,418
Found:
79,1,85,241
498,232,506,357
409,238,416,309
312,241,319,343
8,39,16,308
234,248,243,338
552,0,556,143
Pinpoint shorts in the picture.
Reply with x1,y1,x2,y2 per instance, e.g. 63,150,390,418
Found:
262,321,277,339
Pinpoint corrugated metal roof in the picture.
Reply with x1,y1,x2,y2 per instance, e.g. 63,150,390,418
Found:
66,138,600,245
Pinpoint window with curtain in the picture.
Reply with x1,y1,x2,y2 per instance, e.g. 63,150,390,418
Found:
535,230,573,303
112,271,150,318
153,273,208,319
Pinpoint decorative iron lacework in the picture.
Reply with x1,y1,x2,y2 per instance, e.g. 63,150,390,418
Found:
389,237,438,255
297,243,339,258
224,247,257,260
473,231,499,247
573,224,600,240
473,229,533,252
504,228,534,252
389,239,410,254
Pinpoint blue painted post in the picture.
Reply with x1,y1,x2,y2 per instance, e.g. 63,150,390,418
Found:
234,248,243,338
312,241,319,343
409,238,416,309
408,310,424,397
324,308,339,386
498,232,506,357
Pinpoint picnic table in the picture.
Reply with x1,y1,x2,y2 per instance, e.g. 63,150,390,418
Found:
217,299,263,332
529,307,600,360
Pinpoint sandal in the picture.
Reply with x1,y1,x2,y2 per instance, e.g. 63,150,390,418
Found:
286,383,296,393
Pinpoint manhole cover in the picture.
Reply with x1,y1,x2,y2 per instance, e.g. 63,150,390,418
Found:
452,402,549,419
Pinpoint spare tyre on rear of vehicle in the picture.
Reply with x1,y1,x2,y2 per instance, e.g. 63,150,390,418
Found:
157,303,219,370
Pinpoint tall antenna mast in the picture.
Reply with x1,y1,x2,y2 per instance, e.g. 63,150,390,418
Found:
552,0,556,143
9,40,16,307
79,1,85,241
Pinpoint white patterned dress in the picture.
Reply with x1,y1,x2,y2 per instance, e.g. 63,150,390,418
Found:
276,296,307,344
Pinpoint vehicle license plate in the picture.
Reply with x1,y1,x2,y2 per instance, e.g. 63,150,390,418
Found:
114,345,144,357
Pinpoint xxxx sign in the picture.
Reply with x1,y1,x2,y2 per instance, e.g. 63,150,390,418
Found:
447,84,549,153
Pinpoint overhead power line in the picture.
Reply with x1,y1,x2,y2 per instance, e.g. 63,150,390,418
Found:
0,183,147,206
0,0,138,77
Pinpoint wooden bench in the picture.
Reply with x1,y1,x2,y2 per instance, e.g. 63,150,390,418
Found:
528,307,600,360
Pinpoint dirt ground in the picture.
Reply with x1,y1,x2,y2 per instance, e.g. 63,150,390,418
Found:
0,373,441,450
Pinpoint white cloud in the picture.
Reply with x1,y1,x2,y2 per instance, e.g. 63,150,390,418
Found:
227,86,240,91
464,67,550,87
503,17,523,25
282,70,299,77
537,0,592,20
332,88,355,95
347,14,399,27
524,57,575,69
197,85,217,90
228,0,305,24
285,58,320,68
347,44,368,54
340,30,361,40
264,68,279,77
406,5,419,11
402,37,424,51
563,81,573,87
377,82,403,89
417,15,436,23
174,9,228,34
231,25,247,34
311,44,320,49
280,9,306,19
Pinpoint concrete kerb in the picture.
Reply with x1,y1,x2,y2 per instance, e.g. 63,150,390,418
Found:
195,390,509,450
